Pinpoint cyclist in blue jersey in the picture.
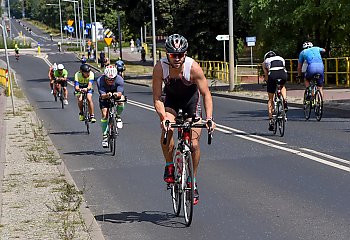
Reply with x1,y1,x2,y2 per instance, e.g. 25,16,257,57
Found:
115,57,126,77
96,65,125,148
297,41,326,98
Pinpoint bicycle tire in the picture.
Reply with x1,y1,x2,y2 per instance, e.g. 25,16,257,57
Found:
183,151,194,227
60,88,64,109
277,96,285,137
109,117,117,156
171,148,182,216
314,90,323,121
303,89,311,120
54,90,57,102
83,99,90,134
273,97,278,135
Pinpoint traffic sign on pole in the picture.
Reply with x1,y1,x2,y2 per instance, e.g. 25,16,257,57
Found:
104,37,113,46
216,35,229,41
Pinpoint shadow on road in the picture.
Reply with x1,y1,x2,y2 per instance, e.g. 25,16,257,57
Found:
63,150,109,156
95,211,187,228
50,131,88,135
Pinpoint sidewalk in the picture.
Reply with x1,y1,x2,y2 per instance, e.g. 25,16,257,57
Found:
117,49,350,113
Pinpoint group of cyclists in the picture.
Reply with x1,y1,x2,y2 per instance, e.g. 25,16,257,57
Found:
45,33,326,207
48,61,126,147
262,41,326,130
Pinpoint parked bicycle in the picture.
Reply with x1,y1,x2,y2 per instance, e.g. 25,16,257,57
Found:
303,73,323,121
163,110,212,227
272,79,286,137
53,79,64,109
106,95,127,156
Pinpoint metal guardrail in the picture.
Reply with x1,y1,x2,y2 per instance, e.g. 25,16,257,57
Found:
198,58,350,87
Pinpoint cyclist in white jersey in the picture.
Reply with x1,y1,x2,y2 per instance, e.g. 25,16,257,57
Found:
152,34,216,205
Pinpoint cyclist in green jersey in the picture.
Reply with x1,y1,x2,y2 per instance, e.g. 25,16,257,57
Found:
74,64,96,123
54,64,69,105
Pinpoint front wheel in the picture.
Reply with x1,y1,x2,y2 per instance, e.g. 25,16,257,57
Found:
171,149,182,216
314,90,323,121
182,151,194,227
303,89,311,120
109,117,118,156
83,100,90,134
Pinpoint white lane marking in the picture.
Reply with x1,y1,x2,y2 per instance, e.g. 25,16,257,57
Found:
237,135,350,172
300,148,350,165
120,99,350,172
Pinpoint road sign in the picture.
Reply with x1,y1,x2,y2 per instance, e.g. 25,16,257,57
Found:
85,23,92,29
63,25,68,31
67,20,74,26
68,26,74,33
104,29,113,38
104,37,113,46
246,36,256,46
216,35,229,41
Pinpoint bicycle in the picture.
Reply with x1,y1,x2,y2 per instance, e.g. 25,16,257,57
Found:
77,90,90,134
303,74,323,121
163,110,212,227
53,79,64,109
272,79,286,137
106,95,127,156
15,53,19,61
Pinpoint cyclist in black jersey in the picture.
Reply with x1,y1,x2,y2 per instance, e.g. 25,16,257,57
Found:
152,34,216,205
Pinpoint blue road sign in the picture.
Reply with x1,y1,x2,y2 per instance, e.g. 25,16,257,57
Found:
85,23,92,29
64,25,68,31
68,26,74,33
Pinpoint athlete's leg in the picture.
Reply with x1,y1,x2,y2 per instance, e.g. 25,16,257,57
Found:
87,93,94,115
191,126,202,178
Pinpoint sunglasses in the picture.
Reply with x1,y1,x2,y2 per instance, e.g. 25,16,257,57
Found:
167,53,185,59
106,77,114,81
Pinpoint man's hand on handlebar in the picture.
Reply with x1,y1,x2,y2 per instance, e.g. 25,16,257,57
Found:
206,119,216,133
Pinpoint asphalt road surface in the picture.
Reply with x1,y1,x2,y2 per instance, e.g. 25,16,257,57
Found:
3,19,350,240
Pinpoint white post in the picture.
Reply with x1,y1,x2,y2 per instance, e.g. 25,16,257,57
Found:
223,40,226,62
93,0,98,64
140,26,143,45
0,24,15,114
76,1,82,52
59,0,63,44
250,46,253,65
80,0,85,53
228,0,235,91
7,0,12,38
73,2,78,49
151,0,157,66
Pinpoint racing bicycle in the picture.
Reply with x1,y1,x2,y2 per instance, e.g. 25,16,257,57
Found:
53,79,64,109
272,79,286,137
106,95,127,156
77,90,90,134
303,74,323,121
163,109,212,227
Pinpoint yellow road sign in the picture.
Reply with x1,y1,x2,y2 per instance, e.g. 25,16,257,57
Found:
104,29,113,38
104,37,113,46
67,20,74,26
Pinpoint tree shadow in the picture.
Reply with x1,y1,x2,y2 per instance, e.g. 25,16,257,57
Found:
95,210,186,228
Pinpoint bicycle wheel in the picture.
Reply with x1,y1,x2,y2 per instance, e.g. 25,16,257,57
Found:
60,89,64,109
53,89,57,102
171,148,182,216
83,100,90,134
303,89,311,120
277,101,285,137
182,151,194,227
314,90,323,121
273,98,278,135
109,117,117,156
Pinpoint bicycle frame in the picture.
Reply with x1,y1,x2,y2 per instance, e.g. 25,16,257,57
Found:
272,79,286,137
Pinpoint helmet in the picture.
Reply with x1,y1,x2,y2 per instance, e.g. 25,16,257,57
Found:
165,34,188,53
52,63,57,71
80,64,90,73
104,65,118,79
264,51,276,60
57,64,64,70
303,41,313,49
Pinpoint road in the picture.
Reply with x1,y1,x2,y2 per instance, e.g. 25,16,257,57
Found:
4,19,350,240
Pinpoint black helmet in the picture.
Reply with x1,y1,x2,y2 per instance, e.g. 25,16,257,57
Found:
165,34,188,53
80,64,90,73
264,51,276,60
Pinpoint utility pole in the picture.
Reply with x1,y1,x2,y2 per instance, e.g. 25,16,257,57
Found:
228,0,235,91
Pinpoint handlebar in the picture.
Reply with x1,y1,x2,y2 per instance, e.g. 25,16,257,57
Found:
163,119,213,145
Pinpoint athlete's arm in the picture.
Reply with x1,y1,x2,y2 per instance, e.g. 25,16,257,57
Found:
152,62,166,122
191,61,214,122
262,61,268,81
297,52,304,76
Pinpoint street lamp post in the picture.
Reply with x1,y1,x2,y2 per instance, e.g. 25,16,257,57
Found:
228,0,235,91
93,0,98,64
7,0,12,38
80,0,85,53
58,0,63,44
62,0,80,50
151,0,157,66
0,24,15,114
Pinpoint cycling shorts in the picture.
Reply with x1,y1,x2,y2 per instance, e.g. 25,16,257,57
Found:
266,70,287,94
75,84,93,95
55,79,67,87
305,63,324,87
15,50,19,54
164,91,201,119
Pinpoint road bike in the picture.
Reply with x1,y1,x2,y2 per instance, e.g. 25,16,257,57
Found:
53,79,64,109
272,79,286,137
303,74,323,121
15,53,19,61
106,95,127,156
163,110,212,227
77,90,90,134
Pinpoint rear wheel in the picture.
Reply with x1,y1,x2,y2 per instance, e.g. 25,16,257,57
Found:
171,148,182,216
314,90,323,121
183,151,194,227
303,89,311,120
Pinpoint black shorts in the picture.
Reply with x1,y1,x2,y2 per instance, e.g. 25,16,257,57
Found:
266,70,287,93
164,91,201,118
55,80,67,87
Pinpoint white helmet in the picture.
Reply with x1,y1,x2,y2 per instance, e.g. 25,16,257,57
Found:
57,63,65,70
303,41,313,49
52,63,57,71
104,65,118,79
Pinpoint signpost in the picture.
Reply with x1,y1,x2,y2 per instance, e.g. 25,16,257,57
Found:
216,34,229,62
104,29,114,61
246,36,256,65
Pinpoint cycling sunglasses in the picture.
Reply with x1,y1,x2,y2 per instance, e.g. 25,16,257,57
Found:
167,53,185,59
